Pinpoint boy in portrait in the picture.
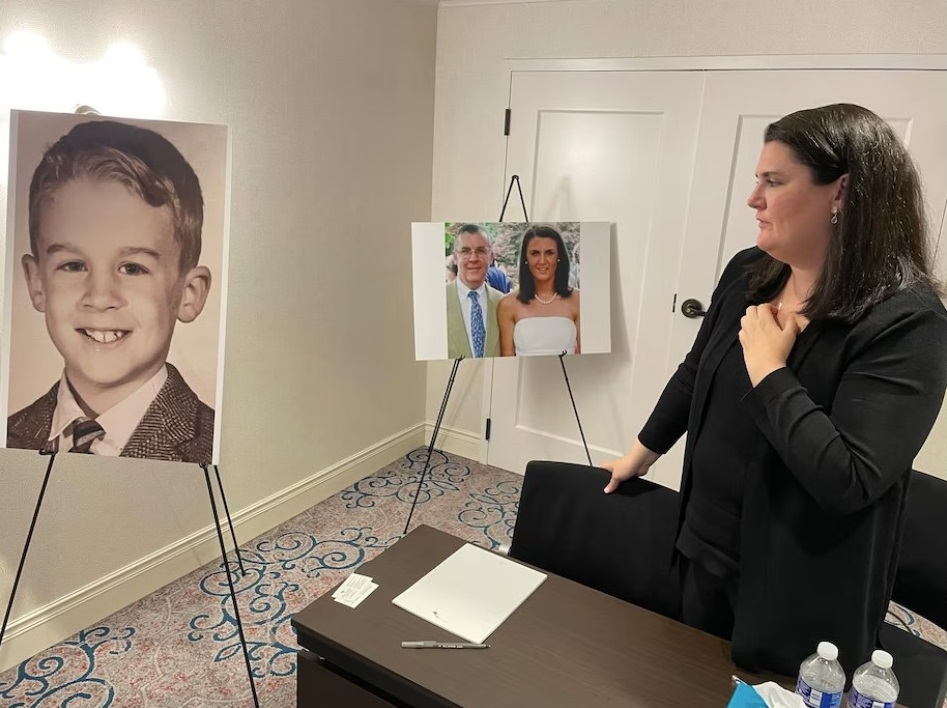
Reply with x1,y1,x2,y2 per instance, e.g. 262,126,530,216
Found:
6,119,215,463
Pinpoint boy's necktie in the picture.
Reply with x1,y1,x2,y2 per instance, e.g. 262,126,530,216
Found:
468,291,485,357
70,417,105,454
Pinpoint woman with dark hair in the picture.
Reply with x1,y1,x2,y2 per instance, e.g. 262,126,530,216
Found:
602,104,947,678
497,224,581,356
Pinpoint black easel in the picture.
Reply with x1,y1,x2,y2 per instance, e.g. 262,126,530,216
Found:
0,451,58,650
499,174,528,223
403,175,593,535
201,463,259,707
0,453,258,708
211,463,246,576
403,356,464,535
558,352,593,466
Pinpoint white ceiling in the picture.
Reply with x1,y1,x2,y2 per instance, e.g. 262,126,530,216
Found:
397,0,567,7
437,0,566,6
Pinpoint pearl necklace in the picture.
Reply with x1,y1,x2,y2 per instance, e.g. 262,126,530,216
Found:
534,291,558,305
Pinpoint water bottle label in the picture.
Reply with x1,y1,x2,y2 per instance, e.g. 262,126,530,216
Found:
796,677,843,708
848,687,895,708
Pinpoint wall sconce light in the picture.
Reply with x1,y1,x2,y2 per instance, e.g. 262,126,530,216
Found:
0,31,166,119
0,31,165,194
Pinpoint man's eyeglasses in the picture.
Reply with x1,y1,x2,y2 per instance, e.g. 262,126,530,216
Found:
456,247,490,259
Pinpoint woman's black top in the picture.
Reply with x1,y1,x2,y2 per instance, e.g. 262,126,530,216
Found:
676,338,754,578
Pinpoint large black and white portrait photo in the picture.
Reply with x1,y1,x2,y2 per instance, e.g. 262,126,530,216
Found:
1,110,230,465
411,221,612,361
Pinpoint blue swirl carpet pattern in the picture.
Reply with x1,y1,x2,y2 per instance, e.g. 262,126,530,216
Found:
0,449,519,706
0,448,943,706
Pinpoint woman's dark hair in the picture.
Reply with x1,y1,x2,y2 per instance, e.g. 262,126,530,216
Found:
517,224,573,304
747,103,939,322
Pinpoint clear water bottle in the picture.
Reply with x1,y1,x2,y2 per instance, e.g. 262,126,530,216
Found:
796,641,846,708
848,650,899,708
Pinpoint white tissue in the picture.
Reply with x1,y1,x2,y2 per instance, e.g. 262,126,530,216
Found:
753,682,808,708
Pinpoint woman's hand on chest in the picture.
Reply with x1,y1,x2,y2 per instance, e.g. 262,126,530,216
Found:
738,305,805,386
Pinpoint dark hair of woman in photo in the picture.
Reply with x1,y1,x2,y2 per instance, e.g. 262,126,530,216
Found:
516,224,573,303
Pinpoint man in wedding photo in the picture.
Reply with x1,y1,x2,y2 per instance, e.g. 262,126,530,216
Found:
445,224,503,359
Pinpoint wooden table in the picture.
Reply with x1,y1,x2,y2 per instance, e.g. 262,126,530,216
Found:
293,524,812,706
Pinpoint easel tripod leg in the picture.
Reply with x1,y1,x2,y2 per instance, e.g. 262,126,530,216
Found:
403,357,463,536
498,174,530,222
0,452,58,650
558,353,593,466
213,464,246,576
201,464,260,708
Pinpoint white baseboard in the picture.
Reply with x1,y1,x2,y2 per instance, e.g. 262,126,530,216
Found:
423,422,482,462
0,424,425,673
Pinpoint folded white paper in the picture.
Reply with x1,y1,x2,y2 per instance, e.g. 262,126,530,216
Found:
392,543,547,643
332,573,378,608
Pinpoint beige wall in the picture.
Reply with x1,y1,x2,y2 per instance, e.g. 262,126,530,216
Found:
0,0,436,669
429,0,947,478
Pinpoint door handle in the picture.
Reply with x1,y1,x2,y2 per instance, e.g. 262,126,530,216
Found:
680,298,706,318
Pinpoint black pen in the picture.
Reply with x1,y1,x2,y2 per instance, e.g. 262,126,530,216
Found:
401,641,489,649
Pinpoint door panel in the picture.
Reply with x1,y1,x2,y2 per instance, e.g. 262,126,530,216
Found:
487,71,704,482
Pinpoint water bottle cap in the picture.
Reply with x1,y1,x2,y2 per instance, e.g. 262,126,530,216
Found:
817,642,839,661
872,650,893,669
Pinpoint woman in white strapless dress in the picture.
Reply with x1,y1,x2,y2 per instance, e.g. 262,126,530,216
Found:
497,224,581,356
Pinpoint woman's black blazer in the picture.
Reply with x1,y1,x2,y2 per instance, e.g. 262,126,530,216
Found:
639,247,947,677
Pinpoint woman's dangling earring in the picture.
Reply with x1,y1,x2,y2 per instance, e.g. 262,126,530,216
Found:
831,207,839,225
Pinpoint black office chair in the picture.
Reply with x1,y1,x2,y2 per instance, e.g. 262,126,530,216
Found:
880,470,947,708
510,461,947,708
508,460,682,621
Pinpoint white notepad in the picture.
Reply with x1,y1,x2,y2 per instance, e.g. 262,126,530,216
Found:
392,543,547,644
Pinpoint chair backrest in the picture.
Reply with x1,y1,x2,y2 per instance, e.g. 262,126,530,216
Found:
892,470,947,630
509,460,682,620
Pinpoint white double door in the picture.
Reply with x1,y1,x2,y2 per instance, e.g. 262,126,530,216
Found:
486,67,947,490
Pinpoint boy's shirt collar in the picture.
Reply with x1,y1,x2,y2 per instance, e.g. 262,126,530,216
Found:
48,365,169,455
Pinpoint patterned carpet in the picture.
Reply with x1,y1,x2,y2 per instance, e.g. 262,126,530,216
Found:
0,448,943,707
